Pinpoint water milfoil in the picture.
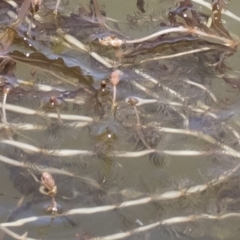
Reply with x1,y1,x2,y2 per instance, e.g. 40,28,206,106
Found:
0,0,239,240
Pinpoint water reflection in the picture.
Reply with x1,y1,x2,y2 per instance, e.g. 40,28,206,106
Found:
0,0,239,239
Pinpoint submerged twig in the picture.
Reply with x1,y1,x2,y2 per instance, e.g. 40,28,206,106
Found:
99,27,236,47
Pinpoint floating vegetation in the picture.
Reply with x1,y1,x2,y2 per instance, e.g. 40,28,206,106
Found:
0,0,240,239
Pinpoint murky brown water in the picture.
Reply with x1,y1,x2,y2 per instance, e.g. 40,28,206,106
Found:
0,0,240,240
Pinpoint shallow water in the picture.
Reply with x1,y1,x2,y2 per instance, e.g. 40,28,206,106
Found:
0,0,240,240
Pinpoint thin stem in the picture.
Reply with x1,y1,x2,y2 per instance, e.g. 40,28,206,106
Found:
110,70,120,111
54,0,61,12
134,69,186,101
56,29,113,68
192,0,240,23
16,0,31,26
2,86,11,124
0,154,74,176
2,92,7,124
0,121,89,130
2,137,239,159
7,10,36,29
0,154,102,189
1,139,94,157
92,0,104,26
2,212,240,240
0,225,36,240
184,79,218,103
0,159,238,219
154,126,238,155
0,102,93,122
112,85,117,110
125,27,190,44
139,47,212,64
120,27,235,46
88,213,240,240
124,96,239,146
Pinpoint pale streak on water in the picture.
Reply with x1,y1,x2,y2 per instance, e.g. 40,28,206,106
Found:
0,0,240,240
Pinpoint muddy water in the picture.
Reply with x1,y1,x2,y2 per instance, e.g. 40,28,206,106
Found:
0,0,240,240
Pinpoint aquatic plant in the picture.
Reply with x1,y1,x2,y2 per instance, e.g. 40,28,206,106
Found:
0,0,240,239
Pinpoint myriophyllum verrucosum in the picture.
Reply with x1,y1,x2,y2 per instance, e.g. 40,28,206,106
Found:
110,70,120,111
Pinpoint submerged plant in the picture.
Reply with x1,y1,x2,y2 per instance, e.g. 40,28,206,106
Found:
0,0,240,240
